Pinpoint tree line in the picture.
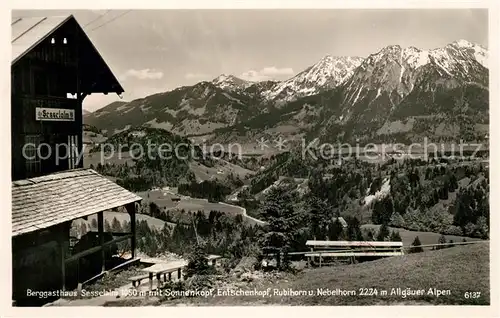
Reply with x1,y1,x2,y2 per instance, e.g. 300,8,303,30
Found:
373,163,488,238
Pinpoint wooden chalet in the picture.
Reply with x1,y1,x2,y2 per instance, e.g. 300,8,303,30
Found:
11,15,141,305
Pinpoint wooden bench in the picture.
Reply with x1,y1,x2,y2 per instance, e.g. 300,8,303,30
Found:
305,240,404,267
305,251,403,257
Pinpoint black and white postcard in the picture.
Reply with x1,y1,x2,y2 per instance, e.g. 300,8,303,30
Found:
1,1,498,317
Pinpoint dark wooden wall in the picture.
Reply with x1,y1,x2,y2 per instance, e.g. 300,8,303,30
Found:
11,21,83,180
12,223,70,305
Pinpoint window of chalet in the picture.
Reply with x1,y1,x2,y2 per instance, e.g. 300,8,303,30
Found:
24,135,42,177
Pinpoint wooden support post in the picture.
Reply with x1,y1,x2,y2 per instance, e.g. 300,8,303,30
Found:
77,258,82,298
126,203,137,259
163,273,167,281
310,246,314,266
156,273,161,289
59,223,67,291
168,272,172,281
177,268,182,280
149,273,153,292
97,211,105,272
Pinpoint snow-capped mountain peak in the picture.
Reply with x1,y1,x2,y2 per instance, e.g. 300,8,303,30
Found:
211,74,251,91
427,39,488,76
451,39,478,48
299,55,363,87
339,39,489,124
446,39,488,68
402,46,429,69
349,40,487,89
86,39,489,146
263,55,364,102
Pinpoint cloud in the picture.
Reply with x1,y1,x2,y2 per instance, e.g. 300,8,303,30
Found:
121,68,164,80
184,73,210,80
240,66,294,81
83,85,167,112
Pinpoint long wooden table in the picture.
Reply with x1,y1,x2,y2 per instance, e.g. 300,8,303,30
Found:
139,255,222,293
141,260,188,292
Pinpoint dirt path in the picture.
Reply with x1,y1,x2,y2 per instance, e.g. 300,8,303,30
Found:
152,188,267,226
217,202,266,226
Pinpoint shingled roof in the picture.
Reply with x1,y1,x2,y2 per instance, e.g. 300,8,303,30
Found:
11,15,71,64
12,169,142,237
11,14,124,94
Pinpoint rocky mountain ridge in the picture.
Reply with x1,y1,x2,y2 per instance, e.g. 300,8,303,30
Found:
84,39,489,144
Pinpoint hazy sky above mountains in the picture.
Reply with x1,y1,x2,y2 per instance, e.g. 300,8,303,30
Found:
13,9,488,111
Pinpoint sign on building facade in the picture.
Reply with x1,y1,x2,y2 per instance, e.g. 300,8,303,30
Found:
35,107,75,121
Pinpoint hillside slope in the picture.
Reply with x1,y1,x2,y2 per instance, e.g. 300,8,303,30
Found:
166,243,489,306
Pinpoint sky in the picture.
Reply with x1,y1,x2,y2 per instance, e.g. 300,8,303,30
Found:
12,9,488,112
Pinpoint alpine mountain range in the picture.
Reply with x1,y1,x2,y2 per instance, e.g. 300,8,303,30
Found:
84,39,489,144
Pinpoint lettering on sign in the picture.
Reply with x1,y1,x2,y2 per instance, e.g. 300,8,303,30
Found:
35,108,75,122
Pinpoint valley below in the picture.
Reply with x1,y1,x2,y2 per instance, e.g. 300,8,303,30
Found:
76,37,490,308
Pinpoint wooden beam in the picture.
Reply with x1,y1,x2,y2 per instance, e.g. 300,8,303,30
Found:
98,211,105,272
306,240,404,247
77,259,82,298
67,245,102,264
148,273,153,295
156,273,161,289
126,203,137,259
58,223,67,291
65,234,132,263
313,247,405,252
107,232,132,237
82,257,140,286
305,252,403,257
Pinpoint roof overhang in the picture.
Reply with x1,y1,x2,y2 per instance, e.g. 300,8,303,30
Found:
12,169,141,237
11,14,124,95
